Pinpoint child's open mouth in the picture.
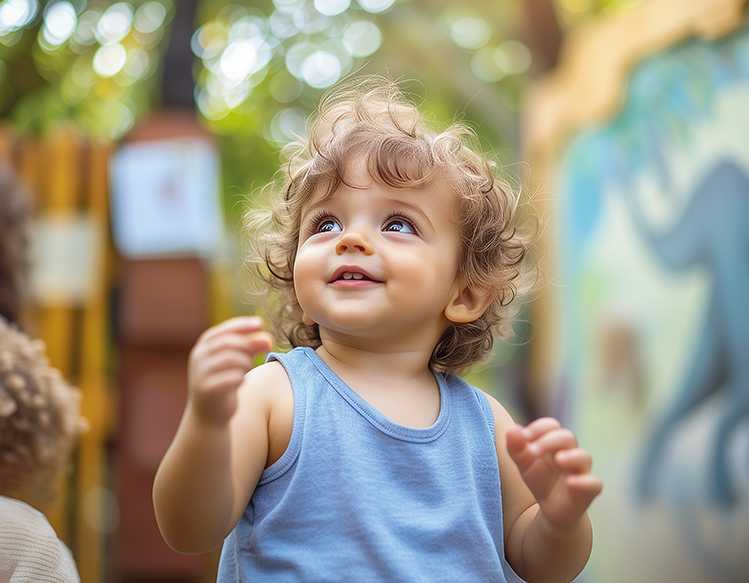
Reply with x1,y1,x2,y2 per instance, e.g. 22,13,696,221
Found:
328,266,383,287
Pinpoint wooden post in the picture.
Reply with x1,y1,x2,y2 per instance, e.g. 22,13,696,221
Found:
33,130,81,541
75,140,113,583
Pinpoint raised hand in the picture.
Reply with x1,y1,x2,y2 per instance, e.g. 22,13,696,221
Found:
187,316,273,426
506,418,603,532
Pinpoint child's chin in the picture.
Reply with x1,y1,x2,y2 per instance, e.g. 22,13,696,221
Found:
320,314,389,336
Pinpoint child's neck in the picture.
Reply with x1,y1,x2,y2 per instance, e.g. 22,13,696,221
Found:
316,333,434,384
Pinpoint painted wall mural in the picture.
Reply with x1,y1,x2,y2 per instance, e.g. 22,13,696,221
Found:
553,17,749,583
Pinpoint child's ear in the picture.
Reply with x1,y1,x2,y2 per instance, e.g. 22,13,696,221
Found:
444,280,493,324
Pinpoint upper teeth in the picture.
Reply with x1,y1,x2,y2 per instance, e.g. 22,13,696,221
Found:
342,272,365,280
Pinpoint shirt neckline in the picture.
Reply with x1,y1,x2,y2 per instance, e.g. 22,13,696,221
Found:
300,346,451,443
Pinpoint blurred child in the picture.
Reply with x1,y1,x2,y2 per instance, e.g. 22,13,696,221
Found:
154,77,603,582
0,317,83,582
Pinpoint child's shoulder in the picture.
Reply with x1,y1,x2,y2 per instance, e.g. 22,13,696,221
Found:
241,359,293,468
240,359,292,411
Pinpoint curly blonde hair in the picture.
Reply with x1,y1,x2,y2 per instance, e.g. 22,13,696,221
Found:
0,317,84,499
247,77,532,374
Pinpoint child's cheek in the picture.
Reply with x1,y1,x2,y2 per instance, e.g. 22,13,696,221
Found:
293,255,321,318
395,255,438,293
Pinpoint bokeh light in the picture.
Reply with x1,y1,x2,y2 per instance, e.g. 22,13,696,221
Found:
193,0,397,123
134,1,167,35
123,47,150,81
302,49,341,88
470,40,532,83
95,2,133,45
191,21,227,59
41,1,77,48
269,9,298,39
449,15,491,50
314,0,351,17
0,0,38,34
268,106,307,143
343,20,381,57
219,38,271,82
73,10,99,46
357,0,395,14
93,42,127,77
496,40,532,74
285,39,314,79
0,0,172,138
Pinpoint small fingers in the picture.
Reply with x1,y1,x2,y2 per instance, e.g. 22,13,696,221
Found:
203,350,253,375
522,417,561,441
554,448,592,474
204,331,273,357
565,475,604,506
527,428,577,457
246,331,274,354
200,317,265,343
505,426,537,472
202,369,247,393
505,425,527,454
507,419,568,473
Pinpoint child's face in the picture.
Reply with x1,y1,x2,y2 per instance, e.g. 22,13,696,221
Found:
294,158,462,343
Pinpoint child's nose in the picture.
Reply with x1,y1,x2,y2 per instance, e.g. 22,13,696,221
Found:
336,232,374,255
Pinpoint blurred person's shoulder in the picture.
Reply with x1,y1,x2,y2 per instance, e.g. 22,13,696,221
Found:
0,495,80,582
0,494,54,538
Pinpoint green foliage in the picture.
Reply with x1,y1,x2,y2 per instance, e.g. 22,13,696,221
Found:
189,1,537,222
0,0,549,221
0,0,173,138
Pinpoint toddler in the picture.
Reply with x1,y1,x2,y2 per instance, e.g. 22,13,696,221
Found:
154,78,602,582
0,317,83,582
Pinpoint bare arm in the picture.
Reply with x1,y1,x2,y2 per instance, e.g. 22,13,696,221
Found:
485,394,601,583
152,317,275,554
509,504,592,583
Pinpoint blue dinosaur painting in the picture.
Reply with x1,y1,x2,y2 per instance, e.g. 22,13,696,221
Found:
554,19,749,583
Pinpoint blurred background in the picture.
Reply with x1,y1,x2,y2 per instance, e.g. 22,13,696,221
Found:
1,0,747,581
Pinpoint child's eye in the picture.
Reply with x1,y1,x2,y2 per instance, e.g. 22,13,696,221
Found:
382,217,416,234
316,218,342,233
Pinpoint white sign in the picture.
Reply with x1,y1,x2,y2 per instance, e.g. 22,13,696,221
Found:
109,138,223,258
30,214,101,305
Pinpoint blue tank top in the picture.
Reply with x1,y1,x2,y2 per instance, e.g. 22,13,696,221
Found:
216,346,525,582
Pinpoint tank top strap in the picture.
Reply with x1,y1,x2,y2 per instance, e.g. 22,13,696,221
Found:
257,347,312,485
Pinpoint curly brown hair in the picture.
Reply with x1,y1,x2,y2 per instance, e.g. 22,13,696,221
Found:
0,317,83,499
0,162,31,325
246,77,534,374
0,161,31,322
